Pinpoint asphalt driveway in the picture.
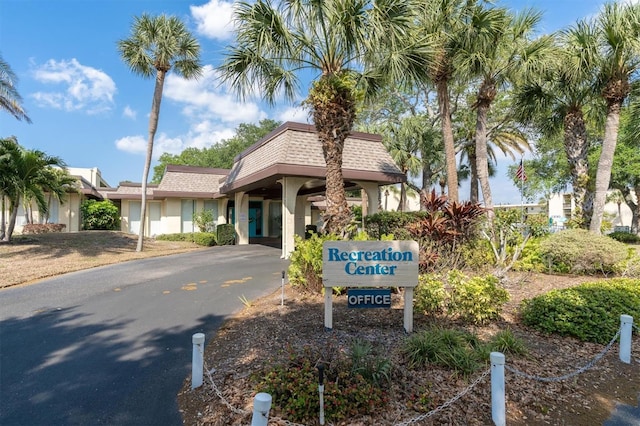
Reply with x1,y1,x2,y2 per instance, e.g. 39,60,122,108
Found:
0,244,288,426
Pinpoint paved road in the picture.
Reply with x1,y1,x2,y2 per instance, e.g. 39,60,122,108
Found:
0,245,288,426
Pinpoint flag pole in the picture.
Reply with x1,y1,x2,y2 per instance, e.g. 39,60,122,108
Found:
519,158,525,225
515,158,527,232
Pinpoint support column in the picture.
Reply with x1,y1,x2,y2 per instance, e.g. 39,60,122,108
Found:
281,177,309,258
235,191,249,245
219,199,229,224
354,181,380,217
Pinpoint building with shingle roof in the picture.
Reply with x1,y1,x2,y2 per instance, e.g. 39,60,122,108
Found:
107,122,404,257
4,122,406,257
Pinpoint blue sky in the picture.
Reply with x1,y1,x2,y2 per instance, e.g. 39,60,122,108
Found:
0,0,627,204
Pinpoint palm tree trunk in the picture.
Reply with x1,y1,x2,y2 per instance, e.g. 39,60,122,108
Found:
421,159,434,211
436,79,458,202
563,109,592,228
590,102,621,234
320,131,350,233
398,183,406,212
1,193,6,240
3,198,19,242
475,82,494,221
137,70,166,252
469,147,479,203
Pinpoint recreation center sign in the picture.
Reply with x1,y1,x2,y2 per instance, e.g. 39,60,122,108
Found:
322,240,419,332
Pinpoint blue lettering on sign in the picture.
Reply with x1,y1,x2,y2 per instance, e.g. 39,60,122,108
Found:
347,289,392,309
327,247,411,277
327,247,413,263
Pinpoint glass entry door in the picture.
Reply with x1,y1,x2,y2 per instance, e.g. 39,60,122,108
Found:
248,201,262,237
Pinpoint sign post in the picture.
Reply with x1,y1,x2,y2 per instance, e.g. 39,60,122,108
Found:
322,240,419,333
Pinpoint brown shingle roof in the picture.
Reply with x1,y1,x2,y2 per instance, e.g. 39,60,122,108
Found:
156,165,229,194
101,166,230,200
222,122,404,193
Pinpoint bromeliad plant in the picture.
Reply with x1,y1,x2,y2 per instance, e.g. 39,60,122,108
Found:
406,190,485,272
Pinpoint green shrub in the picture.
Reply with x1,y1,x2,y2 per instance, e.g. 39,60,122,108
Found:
539,229,629,275
621,253,640,278
349,339,392,386
156,233,191,242
608,231,640,244
255,342,389,423
192,232,217,246
193,210,215,232
513,237,546,272
364,211,425,240
216,224,236,245
447,273,510,325
156,232,216,246
414,271,509,324
80,199,119,230
414,274,447,315
486,329,528,356
457,239,494,272
403,328,481,376
403,327,528,376
525,213,551,238
520,278,640,344
288,233,339,293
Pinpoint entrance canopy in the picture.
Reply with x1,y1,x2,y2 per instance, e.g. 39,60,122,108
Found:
220,122,405,257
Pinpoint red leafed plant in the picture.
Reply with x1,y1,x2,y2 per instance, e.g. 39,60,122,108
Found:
406,190,485,272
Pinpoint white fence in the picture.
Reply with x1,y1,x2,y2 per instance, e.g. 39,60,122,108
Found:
191,315,637,425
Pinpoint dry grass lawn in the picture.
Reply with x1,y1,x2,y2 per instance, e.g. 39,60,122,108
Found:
0,231,203,288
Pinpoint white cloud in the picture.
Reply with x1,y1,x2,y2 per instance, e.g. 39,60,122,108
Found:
122,106,137,120
115,135,146,155
31,58,116,114
190,0,235,40
115,126,237,158
277,105,310,123
164,65,266,124
115,133,185,158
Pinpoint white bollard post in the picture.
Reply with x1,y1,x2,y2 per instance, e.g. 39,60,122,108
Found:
191,333,205,390
251,392,272,426
620,315,633,364
491,352,506,426
281,270,285,306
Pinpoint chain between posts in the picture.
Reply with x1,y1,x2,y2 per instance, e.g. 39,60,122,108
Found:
203,362,307,426
395,368,491,426
505,329,621,383
203,362,248,416
200,324,632,424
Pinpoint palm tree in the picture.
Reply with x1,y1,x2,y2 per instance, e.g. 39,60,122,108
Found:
381,119,423,211
356,84,444,201
458,6,551,217
118,14,202,251
0,54,31,123
0,140,65,242
39,167,79,223
589,2,640,234
414,0,484,202
458,126,530,203
0,137,21,240
514,23,602,228
218,0,422,233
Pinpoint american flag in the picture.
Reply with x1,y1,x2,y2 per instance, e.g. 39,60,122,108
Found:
516,160,527,182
